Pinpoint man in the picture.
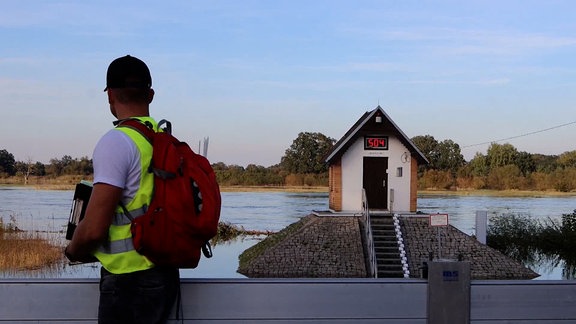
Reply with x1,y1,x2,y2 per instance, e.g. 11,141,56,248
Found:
65,55,179,324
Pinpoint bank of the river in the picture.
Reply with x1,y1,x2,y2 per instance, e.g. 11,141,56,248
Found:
0,179,329,193
221,186,328,193
419,189,576,198
5,179,576,197
4,175,576,196
0,175,89,190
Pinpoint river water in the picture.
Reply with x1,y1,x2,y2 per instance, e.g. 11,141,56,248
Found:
1,186,574,279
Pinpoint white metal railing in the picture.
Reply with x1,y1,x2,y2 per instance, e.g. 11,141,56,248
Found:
362,189,378,278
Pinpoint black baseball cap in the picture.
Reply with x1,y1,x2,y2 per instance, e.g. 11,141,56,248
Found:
104,55,152,91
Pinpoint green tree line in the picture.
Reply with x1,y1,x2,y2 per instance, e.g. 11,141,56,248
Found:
2,132,576,191
0,132,335,187
412,135,576,191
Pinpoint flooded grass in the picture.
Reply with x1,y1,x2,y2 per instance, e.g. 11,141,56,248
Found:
213,222,273,245
0,217,64,272
0,233,63,271
0,219,266,273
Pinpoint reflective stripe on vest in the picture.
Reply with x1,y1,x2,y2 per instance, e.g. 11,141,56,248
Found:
98,237,134,254
93,117,158,274
111,205,148,226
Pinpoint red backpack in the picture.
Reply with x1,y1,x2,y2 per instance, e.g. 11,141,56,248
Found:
118,118,221,268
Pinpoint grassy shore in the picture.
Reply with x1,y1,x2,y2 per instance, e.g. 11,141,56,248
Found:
220,185,328,193
4,181,574,197
419,189,576,197
4,175,576,196
1,176,330,192
0,175,90,190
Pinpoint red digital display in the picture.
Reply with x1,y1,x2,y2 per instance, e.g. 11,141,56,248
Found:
364,136,389,150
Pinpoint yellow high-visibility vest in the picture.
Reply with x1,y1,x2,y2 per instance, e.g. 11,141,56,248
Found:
93,117,158,274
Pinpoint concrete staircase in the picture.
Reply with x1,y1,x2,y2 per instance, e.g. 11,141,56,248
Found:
370,215,404,278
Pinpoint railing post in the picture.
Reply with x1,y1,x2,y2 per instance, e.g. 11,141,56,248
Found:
389,188,394,213
362,189,377,278
475,211,488,244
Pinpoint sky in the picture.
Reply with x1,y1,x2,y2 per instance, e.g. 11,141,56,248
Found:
2,1,576,167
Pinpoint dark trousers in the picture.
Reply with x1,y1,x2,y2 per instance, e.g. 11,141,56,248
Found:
98,266,180,324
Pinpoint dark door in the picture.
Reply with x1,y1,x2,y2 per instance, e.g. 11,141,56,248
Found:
363,157,388,209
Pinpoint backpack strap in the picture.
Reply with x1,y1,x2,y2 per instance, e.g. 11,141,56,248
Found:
158,119,172,134
116,118,156,144
117,119,180,180
114,119,156,223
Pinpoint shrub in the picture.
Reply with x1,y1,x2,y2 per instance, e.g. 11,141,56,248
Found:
487,213,541,263
419,170,454,190
487,165,523,190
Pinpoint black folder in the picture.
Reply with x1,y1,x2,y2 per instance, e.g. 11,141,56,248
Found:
65,181,93,240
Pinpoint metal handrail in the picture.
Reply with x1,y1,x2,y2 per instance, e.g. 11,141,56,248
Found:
362,189,378,278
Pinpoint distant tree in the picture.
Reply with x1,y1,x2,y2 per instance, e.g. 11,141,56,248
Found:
243,164,283,186
211,162,284,186
14,157,36,184
411,135,438,158
435,139,465,175
467,152,489,177
70,156,93,175
244,164,268,185
33,162,46,176
532,154,558,173
516,151,536,176
46,155,80,176
486,143,519,169
211,162,228,171
0,149,16,176
47,157,64,176
281,132,335,174
411,135,438,173
558,150,576,169
411,135,464,176
213,164,245,186
60,155,75,175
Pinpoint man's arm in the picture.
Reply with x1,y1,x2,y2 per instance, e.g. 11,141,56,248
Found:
65,183,123,262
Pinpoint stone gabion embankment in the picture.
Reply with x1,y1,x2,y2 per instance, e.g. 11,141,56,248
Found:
238,213,538,280
238,215,367,278
400,216,539,280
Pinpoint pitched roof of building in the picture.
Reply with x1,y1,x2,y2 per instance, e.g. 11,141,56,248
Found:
324,106,429,164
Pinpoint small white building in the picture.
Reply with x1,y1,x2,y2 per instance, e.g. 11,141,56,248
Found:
324,106,428,213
